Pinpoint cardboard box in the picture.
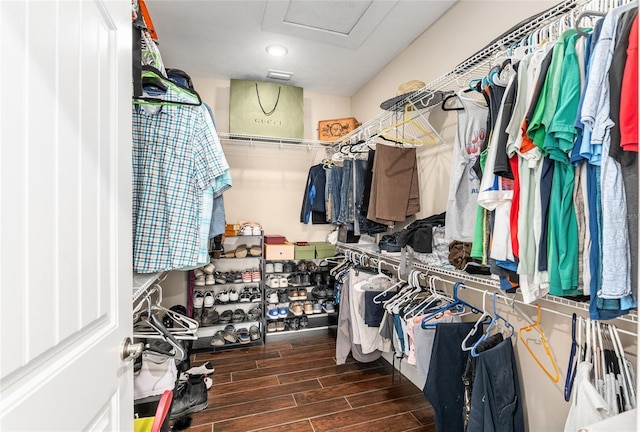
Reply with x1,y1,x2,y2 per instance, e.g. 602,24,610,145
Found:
265,243,294,260
264,235,287,244
294,244,315,260
224,229,238,237
318,117,360,141
225,223,240,231
310,242,336,258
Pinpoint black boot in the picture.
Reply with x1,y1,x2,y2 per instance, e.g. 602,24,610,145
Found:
170,375,208,419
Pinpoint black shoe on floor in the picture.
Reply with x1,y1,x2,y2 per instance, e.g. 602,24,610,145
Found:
170,376,208,419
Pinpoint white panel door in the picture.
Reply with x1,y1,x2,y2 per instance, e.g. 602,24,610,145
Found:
0,0,133,431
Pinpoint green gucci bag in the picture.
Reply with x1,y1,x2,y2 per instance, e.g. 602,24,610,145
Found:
229,79,304,139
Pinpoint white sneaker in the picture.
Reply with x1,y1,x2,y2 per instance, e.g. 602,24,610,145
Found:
279,275,288,288
193,291,205,309
274,262,284,273
267,290,279,304
217,290,230,303
265,263,274,273
266,275,280,288
194,268,205,287
228,289,239,302
203,291,215,308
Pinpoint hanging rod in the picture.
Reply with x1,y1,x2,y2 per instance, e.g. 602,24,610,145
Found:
218,132,336,149
336,243,638,327
336,0,592,147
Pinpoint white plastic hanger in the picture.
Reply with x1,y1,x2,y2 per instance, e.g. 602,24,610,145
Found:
354,260,394,292
461,290,491,351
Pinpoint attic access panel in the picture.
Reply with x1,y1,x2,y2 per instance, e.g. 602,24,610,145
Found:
261,0,396,49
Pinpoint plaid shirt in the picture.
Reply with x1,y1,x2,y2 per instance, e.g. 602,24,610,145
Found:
132,88,229,273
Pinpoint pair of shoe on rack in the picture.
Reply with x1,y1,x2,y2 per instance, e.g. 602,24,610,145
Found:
239,222,262,236
267,321,286,332
193,291,218,326
223,244,262,258
194,263,215,287
296,260,318,272
265,275,288,288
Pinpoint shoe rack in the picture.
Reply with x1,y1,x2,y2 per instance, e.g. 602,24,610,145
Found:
263,259,338,337
191,231,265,350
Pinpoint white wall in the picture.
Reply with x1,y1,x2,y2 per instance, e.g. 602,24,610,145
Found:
193,75,349,242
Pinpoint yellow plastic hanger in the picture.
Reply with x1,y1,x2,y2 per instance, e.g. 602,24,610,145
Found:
519,304,560,383
379,103,439,146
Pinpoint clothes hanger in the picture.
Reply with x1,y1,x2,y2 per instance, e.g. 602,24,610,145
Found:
609,324,636,409
384,270,423,312
574,10,605,37
354,260,394,292
421,281,481,329
329,253,351,276
518,304,560,383
384,271,421,312
603,325,628,412
469,292,514,357
134,285,198,339
440,93,465,111
133,66,203,107
379,100,440,146
564,313,579,401
405,275,453,320
133,294,187,361
461,290,491,352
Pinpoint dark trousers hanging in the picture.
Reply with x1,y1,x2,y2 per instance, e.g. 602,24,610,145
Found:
467,338,525,432
423,322,480,432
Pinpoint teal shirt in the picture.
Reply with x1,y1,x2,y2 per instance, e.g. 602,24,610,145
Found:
546,31,582,296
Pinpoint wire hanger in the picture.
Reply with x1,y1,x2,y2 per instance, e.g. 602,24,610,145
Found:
519,304,560,383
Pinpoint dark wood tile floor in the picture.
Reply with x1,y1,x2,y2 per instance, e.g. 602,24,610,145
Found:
184,329,436,432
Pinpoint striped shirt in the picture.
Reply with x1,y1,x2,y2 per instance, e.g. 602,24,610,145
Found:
132,87,228,273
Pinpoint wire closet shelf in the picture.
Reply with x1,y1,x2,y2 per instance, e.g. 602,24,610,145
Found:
335,243,638,328
335,0,593,148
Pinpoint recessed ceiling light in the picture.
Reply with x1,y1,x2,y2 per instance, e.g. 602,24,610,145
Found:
266,44,288,57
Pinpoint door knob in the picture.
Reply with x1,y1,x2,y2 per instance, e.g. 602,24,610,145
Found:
121,337,144,361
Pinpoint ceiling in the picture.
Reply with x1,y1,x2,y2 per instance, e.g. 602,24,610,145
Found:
146,0,457,97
